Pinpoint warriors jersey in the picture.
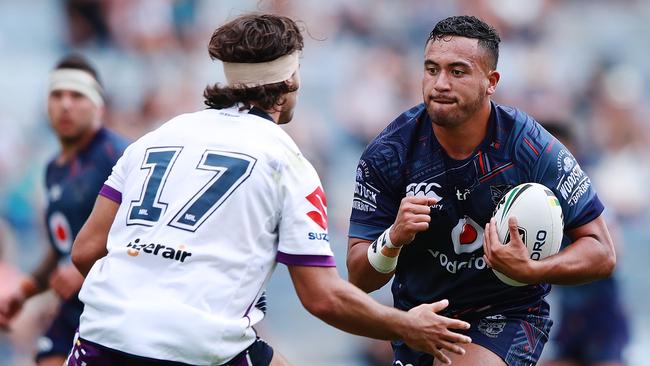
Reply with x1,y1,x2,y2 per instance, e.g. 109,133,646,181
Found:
78,106,335,365
349,102,603,317
46,128,129,257
43,127,128,357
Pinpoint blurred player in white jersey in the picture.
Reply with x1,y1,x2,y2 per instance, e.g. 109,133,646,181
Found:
66,13,472,366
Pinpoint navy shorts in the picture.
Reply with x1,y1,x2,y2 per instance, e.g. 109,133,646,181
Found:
66,331,274,366
36,296,83,361
392,310,553,366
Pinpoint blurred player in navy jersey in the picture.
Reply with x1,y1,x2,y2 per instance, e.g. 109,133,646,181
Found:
347,15,616,366
65,13,470,366
540,122,629,366
0,54,129,366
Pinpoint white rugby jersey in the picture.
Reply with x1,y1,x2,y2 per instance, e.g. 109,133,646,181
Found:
78,106,335,365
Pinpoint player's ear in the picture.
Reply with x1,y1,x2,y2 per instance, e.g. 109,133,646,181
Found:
486,70,500,96
285,70,300,91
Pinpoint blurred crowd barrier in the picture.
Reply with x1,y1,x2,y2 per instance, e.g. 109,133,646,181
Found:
1,1,649,365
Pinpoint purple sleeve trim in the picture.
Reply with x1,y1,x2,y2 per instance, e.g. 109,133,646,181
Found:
99,184,122,203
276,252,336,267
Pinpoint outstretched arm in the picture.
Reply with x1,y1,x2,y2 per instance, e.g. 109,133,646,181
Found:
71,196,119,276
289,265,471,364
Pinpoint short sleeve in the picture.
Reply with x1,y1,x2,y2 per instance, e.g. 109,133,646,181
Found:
528,130,604,229
277,151,335,267
348,149,401,241
99,143,134,204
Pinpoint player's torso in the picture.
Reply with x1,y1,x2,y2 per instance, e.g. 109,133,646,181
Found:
101,109,292,317
80,108,310,364
388,107,548,316
46,129,125,256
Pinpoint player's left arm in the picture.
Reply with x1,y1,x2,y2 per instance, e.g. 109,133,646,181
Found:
533,213,614,284
491,122,616,285
484,214,614,285
71,195,119,276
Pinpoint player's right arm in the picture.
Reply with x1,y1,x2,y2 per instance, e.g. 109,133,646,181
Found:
289,265,471,364
347,196,436,292
71,195,119,276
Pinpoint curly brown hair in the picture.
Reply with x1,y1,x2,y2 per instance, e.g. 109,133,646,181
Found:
204,14,304,111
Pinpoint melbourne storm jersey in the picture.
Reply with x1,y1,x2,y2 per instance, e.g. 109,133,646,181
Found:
79,106,335,365
349,102,603,318
46,127,129,257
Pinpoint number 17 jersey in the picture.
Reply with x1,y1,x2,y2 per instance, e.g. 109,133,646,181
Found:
78,106,335,365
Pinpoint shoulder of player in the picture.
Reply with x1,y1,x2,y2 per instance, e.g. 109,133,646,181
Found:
492,103,553,164
88,128,130,164
363,104,426,165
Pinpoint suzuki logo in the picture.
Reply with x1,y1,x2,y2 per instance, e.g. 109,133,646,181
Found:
306,187,328,230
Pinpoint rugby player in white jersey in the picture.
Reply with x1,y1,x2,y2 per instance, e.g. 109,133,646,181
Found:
66,14,472,366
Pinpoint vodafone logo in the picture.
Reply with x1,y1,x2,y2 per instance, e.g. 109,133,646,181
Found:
48,211,73,253
306,187,328,230
451,216,484,254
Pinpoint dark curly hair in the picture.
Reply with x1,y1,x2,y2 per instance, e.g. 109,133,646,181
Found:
427,15,501,70
204,14,304,111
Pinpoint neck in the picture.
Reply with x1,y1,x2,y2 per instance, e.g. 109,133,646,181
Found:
265,109,281,124
57,127,100,164
433,101,491,160
249,104,281,124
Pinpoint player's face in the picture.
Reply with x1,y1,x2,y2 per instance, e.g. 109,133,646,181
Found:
278,70,300,125
48,89,101,144
422,36,499,128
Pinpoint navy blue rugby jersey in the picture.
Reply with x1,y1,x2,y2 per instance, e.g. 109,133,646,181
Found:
349,102,604,317
45,128,129,257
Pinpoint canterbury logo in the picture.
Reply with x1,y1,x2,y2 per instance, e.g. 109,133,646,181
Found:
306,187,328,230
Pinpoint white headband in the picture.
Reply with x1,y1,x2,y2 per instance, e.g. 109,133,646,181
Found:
49,69,104,107
222,51,300,87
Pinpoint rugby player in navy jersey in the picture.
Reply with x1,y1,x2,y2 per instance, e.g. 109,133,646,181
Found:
0,54,129,366
347,16,616,366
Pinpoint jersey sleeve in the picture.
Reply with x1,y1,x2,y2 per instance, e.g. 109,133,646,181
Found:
99,143,135,204
348,144,402,241
276,150,335,267
522,125,604,230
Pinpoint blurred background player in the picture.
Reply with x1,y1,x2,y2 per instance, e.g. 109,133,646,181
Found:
66,13,471,366
540,121,630,366
0,54,129,366
346,15,615,366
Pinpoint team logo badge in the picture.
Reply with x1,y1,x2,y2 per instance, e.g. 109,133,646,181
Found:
489,184,512,206
478,314,507,338
451,216,484,254
306,187,328,230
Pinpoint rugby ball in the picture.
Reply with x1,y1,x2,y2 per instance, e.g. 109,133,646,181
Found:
491,183,563,286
